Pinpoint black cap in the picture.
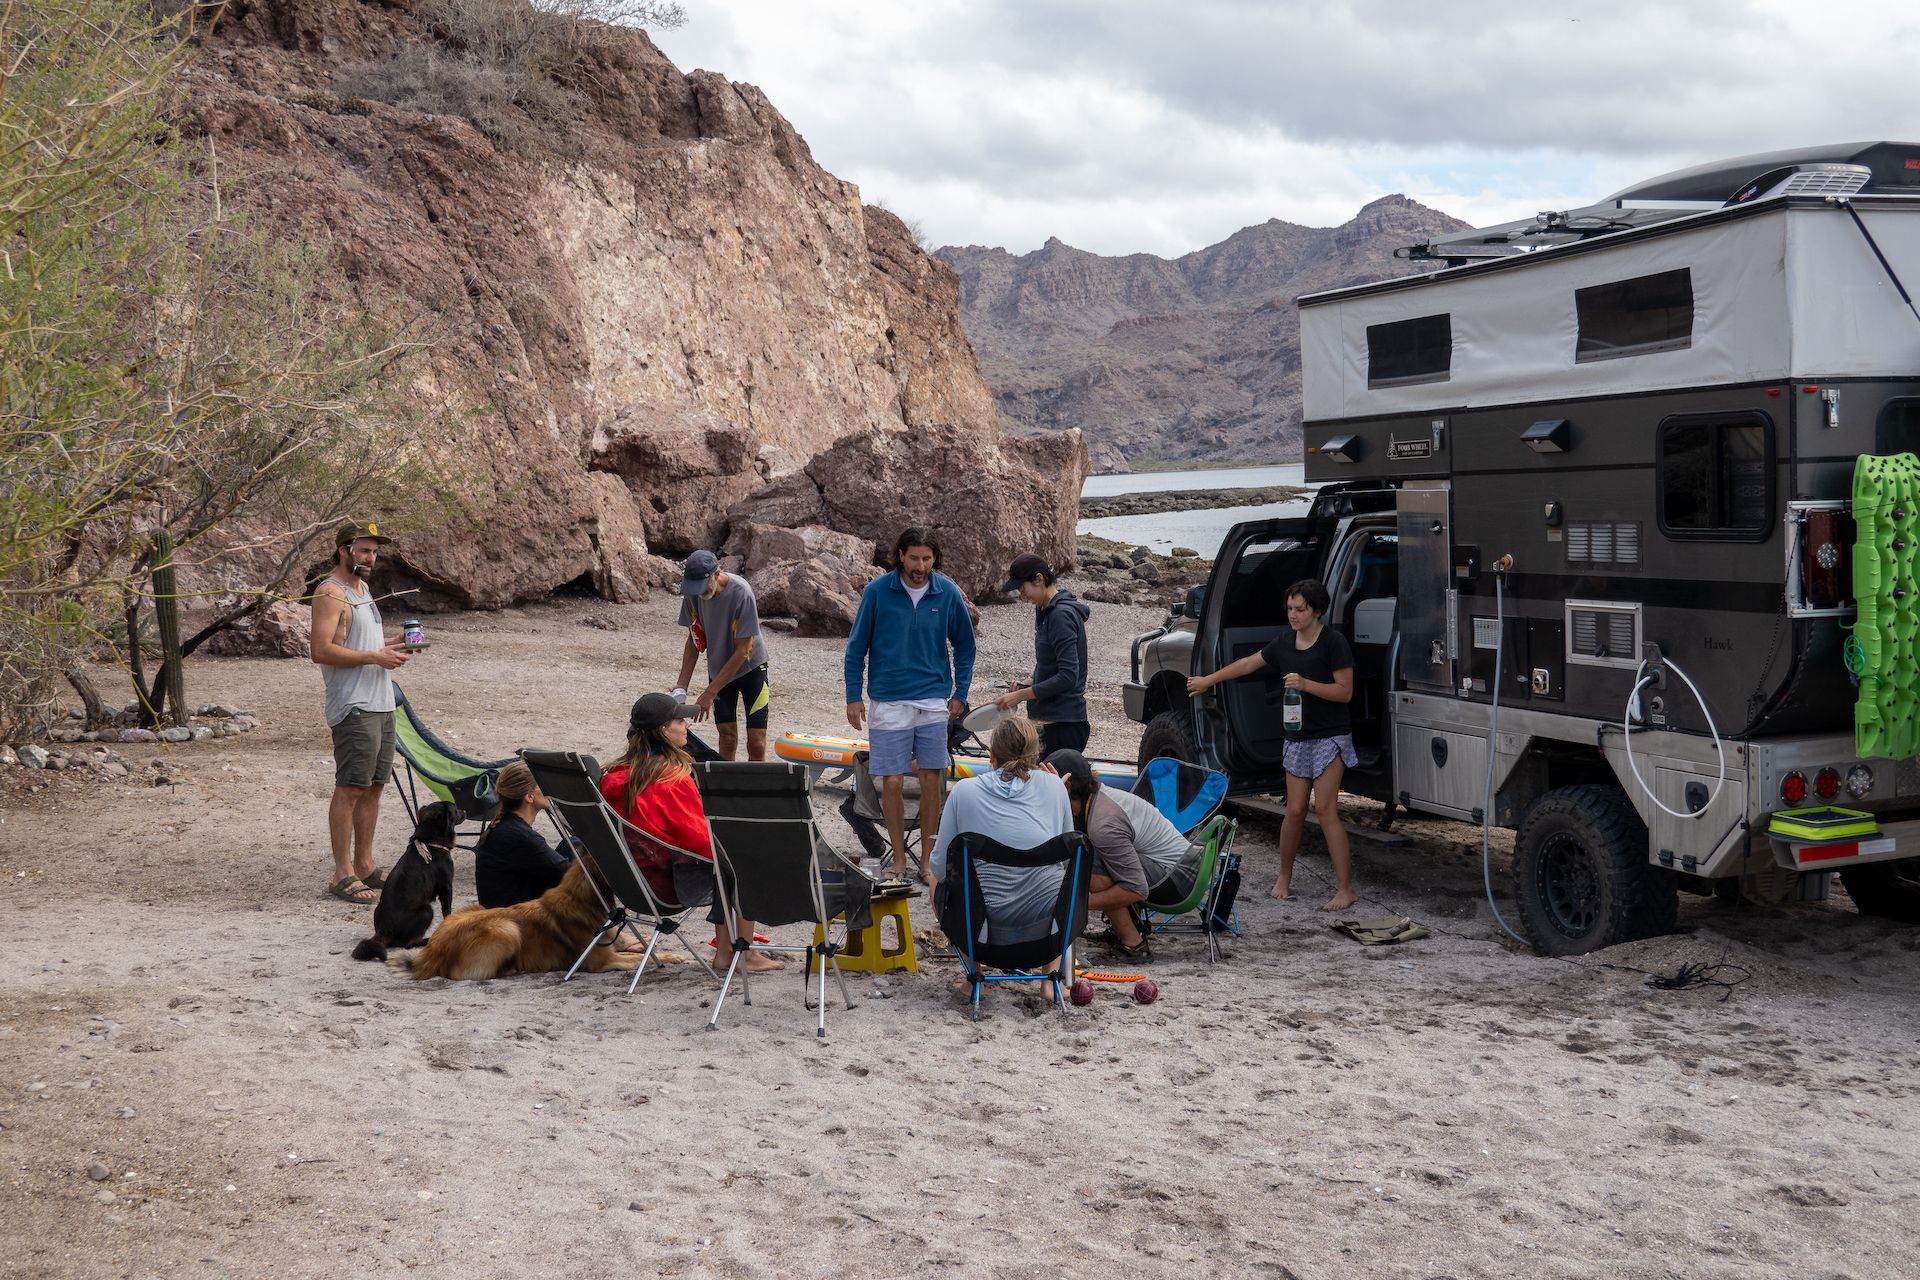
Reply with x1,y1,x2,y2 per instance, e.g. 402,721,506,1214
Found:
628,692,699,735
1046,749,1094,783
1001,553,1051,593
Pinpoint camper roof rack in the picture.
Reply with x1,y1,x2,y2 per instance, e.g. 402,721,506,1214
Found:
1401,141,1920,265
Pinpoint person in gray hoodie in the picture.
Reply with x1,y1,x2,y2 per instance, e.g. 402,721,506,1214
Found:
929,718,1075,945
993,553,1093,755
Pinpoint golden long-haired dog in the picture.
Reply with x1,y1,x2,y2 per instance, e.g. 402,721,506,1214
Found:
405,859,639,981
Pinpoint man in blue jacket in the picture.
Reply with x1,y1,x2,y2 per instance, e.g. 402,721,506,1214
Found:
993,552,1093,754
845,526,976,886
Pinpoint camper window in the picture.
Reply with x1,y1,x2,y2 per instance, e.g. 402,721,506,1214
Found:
1658,413,1772,540
1575,268,1693,362
1876,398,1920,455
1367,313,1451,387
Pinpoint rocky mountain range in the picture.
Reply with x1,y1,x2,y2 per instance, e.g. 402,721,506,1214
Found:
182,0,1082,635
937,197,1472,471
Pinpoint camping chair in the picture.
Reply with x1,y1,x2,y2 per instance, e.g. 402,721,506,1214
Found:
1132,758,1242,960
838,750,943,880
695,762,871,1037
392,684,517,845
520,749,720,993
937,831,1091,1021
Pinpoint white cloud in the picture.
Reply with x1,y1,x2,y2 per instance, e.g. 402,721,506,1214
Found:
652,0,1917,256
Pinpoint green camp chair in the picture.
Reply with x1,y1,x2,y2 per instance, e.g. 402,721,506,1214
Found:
1139,813,1241,963
391,684,517,845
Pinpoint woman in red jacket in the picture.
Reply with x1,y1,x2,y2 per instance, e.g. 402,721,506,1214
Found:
599,692,784,973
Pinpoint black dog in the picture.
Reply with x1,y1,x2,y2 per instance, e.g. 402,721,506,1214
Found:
351,801,458,962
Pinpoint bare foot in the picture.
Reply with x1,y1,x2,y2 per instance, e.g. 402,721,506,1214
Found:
743,952,786,973
1321,890,1359,912
1269,878,1292,900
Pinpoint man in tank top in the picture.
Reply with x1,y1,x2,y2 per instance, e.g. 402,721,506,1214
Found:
310,522,409,905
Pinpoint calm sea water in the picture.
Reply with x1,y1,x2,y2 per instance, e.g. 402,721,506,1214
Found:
1081,462,1306,497
1078,463,1315,554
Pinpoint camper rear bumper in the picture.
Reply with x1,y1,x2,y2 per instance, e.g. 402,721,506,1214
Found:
1767,816,1920,871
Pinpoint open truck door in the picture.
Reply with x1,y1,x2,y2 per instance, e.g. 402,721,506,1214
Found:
1186,511,1332,793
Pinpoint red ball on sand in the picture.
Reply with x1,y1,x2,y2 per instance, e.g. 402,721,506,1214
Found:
1069,979,1095,1006
1132,979,1159,1005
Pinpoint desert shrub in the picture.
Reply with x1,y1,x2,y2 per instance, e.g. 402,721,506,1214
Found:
335,0,682,150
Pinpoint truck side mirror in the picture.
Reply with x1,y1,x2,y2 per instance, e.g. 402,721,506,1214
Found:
1184,584,1207,619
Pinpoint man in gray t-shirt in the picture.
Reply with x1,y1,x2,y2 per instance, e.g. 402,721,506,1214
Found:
673,549,771,760
1048,749,1200,960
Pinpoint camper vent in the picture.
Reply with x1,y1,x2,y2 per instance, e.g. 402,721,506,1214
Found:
1565,522,1642,566
1566,600,1642,670
1778,167,1872,198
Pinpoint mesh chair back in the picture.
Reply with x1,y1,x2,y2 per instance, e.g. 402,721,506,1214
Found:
1132,757,1229,836
696,762,870,930
392,684,517,821
937,831,1090,973
521,749,690,915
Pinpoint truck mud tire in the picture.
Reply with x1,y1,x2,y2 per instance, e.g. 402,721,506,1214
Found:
1137,710,1196,766
1514,785,1677,956
1839,858,1920,924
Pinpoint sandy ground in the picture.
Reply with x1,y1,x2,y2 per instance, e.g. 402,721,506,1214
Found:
3,588,1919,1279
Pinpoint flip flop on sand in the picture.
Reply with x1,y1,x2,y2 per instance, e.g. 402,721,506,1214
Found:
327,876,377,905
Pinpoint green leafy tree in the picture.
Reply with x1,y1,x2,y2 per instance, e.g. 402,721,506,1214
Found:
1,0,452,737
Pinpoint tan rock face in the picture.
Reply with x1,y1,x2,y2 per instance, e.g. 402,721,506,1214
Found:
184,2,1029,608
730,426,1089,611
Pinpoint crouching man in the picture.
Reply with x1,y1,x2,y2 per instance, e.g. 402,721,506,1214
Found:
1047,749,1200,962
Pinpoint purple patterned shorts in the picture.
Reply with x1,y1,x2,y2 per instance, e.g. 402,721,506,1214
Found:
1283,733,1358,781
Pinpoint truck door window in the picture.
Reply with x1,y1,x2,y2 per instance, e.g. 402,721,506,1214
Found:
1658,412,1772,540
1575,268,1693,362
1877,397,1920,454
1220,538,1319,629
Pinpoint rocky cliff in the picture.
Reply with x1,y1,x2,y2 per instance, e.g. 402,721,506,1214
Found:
937,197,1470,471
185,0,1076,617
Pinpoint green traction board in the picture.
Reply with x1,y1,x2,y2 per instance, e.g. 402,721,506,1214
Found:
1852,453,1920,759
1767,806,1878,842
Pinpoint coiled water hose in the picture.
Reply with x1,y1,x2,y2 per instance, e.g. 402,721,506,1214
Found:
1482,568,1529,947
1622,655,1726,820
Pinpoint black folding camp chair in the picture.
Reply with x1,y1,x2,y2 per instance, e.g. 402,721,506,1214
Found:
936,831,1091,1021
520,749,720,994
1131,757,1242,959
391,684,516,846
837,749,941,880
695,762,872,1037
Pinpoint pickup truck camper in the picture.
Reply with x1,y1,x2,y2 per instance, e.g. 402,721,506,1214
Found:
1124,142,1920,954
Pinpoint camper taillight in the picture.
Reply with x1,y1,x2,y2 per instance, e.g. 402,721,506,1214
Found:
1798,508,1851,609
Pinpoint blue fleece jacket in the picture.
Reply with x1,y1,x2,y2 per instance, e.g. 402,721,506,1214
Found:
844,570,976,704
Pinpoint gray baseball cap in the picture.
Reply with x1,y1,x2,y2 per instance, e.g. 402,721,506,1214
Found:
678,549,719,597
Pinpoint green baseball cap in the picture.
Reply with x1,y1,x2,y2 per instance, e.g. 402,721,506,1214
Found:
335,520,392,547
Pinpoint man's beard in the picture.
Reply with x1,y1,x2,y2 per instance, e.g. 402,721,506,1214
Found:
352,561,372,579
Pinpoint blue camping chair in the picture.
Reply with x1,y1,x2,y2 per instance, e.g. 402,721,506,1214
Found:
1132,758,1241,960
936,831,1091,1020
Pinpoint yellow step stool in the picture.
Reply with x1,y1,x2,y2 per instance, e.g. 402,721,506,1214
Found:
815,896,917,974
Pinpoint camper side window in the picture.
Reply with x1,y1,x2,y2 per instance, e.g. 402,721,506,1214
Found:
1876,398,1920,455
1367,313,1451,387
1658,414,1772,540
1575,268,1693,362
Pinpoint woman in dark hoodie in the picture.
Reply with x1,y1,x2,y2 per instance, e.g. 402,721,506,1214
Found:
993,553,1093,754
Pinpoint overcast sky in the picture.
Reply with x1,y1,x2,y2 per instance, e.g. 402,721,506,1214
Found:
652,0,1914,259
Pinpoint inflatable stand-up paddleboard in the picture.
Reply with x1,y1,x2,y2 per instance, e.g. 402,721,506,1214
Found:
1852,453,1920,759
773,729,1139,790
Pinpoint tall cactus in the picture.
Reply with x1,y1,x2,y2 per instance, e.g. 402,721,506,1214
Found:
149,530,186,727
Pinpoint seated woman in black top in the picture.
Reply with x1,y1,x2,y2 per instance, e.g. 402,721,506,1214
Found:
1186,577,1358,912
474,761,571,909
